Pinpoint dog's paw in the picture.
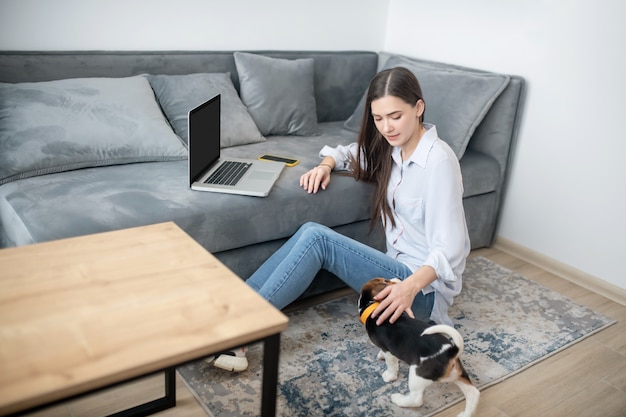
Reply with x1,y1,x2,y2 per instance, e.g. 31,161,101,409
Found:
391,393,423,408
457,412,474,417
382,370,398,382
376,350,385,361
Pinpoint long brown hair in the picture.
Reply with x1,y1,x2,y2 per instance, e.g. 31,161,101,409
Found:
349,67,425,230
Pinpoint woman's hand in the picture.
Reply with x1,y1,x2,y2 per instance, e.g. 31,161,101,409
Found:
300,164,332,193
371,279,417,325
370,267,436,325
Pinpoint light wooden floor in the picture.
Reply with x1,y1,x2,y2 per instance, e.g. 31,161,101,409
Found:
24,247,626,417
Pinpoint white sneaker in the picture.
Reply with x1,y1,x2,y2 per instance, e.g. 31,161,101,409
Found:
210,347,248,372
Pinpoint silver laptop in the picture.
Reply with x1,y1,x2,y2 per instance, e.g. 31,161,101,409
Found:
188,94,284,197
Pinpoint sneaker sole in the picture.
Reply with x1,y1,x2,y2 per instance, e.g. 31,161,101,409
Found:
213,355,248,372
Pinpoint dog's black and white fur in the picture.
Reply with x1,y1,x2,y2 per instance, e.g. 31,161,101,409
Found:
358,278,479,417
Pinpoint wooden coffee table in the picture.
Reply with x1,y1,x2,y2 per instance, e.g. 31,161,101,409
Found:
0,222,288,417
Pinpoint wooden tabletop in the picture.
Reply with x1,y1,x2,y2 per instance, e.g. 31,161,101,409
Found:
0,222,288,416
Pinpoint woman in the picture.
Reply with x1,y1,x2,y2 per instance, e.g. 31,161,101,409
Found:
212,67,470,372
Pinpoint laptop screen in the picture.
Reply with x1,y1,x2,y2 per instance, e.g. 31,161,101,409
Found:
188,94,220,186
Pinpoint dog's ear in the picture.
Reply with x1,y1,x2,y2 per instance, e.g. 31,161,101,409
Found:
359,281,375,308
361,278,393,301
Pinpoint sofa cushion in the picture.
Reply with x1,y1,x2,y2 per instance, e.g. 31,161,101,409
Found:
345,54,510,159
234,52,319,136
146,73,265,148
0,76,187,185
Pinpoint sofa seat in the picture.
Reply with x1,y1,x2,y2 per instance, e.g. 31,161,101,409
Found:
0,120,501,257
0,122,352,246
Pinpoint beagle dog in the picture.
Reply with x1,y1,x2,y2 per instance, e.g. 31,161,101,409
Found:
358,278,479,417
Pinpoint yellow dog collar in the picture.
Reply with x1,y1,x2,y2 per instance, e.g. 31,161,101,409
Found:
360,301,380,325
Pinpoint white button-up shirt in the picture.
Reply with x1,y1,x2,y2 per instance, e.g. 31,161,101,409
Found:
320,124,470,325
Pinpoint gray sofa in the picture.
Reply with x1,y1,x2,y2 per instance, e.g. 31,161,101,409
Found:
0,50,524,301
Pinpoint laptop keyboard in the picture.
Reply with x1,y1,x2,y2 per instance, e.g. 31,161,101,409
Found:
204,161,251,186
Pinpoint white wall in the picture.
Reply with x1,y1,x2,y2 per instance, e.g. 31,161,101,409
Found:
385,0,626,291
1,0,624,293
0,0,388,51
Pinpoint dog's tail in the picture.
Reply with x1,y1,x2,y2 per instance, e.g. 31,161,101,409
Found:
421,325,464,356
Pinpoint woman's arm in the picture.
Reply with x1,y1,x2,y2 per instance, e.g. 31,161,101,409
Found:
300,142,358,193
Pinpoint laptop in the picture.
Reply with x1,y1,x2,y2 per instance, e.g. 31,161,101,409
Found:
188,94,284,197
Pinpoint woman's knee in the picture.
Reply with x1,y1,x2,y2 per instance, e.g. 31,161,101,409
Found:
294,222,335,248
299,221,323,231
298,221,330,237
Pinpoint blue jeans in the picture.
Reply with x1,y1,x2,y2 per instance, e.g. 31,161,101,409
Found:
247,222,434,321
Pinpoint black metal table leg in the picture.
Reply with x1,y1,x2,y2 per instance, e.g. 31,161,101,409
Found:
108,368,176,417
260,333,281,417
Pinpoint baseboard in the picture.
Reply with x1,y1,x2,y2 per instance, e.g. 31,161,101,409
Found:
494,237,626,307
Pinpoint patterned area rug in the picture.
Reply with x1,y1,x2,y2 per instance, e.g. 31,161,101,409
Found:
177,256,616,417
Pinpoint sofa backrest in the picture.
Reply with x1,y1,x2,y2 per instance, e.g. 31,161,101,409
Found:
0,50,379,123
0,49,524,178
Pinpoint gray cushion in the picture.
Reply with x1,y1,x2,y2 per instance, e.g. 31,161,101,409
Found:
146,73,265,148
233,52,319,136
0,76,187,185
345,54,510,159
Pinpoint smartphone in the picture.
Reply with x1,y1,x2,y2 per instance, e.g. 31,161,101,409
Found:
258,154,300,167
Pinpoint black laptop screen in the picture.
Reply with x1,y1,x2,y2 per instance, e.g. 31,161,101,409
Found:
188,94,220,185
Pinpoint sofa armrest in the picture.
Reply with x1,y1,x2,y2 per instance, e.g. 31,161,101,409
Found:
466,76,525,184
